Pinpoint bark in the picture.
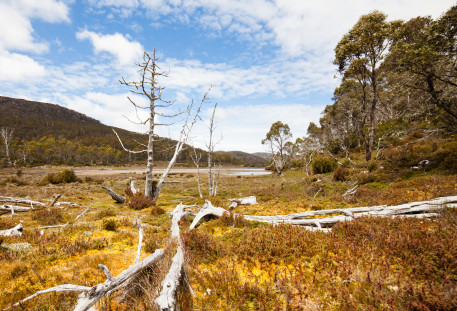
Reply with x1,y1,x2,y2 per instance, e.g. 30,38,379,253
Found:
189,200,229,229
228,196,257,208
0,204,31,213
129,178,138,194
0,223,23,237
50,194,62,207
155,203,195,311
0,196,45,207
6,221,164,311
102,186,126,203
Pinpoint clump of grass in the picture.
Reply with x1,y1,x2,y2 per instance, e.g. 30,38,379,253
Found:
39,169,81,185
182,229,222,264
31,208,64,225
102,218,117,231
150,205,166,216
128,193,155,210
96,208,116,220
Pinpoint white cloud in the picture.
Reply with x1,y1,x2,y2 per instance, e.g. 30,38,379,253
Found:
189,103,326,153
0,51,46,82
76,30,144,66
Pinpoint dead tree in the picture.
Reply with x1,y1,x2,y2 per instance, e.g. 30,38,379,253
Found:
190,145,203,198
118,49,176,198
117,49,210,200
0,127,14,167
206,103,222,196
152,87,211,201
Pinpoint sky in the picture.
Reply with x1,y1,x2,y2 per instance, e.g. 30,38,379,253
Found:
0,0,455,153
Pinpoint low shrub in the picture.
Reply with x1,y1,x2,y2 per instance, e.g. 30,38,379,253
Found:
102,218,117,231
96,209,116,220
150,205,166,215
368,160,378,172
312,156,338,174
333,166,349,181
181,229,222,263
128,193,155,210
31,208,64,225
39,169,81,185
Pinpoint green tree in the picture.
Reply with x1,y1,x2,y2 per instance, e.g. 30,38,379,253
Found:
262,121,292,175
334,11,392,161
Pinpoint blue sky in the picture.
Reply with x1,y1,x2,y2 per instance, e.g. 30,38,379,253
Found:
0,0,454,153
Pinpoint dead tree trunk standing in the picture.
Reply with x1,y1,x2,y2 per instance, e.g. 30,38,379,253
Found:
190,146,203,198
152,87,211,202
0,127,14,167
206,103,222,196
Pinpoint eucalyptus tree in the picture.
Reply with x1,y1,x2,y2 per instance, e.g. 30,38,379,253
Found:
262,121,292,175
334,11,392,161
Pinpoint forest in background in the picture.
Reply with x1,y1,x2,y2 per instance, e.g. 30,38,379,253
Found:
0,97,266,167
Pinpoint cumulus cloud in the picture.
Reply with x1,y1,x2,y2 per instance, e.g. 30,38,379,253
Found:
188,103,326,153
76,30,144,66
0,51,46,82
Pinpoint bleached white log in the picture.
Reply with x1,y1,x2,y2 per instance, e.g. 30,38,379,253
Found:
0,204,31,213
228,196,257,208
0,223,23,237
0,196,45,207
6,221,164,311
156,203,194,311
102,186,126,203
189,200,229,230
3,284,92,310
343,184,358,197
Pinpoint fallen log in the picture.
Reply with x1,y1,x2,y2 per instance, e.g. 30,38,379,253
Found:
35,205,92,229
155,203,194,311
102,186,126,203
0,223,23,237
0,196,45,207
189,200,229,229
5,222,164,311
0,204,31,214
228,196,257,208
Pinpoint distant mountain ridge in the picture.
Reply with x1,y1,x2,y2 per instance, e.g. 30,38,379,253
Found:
0,96,266,167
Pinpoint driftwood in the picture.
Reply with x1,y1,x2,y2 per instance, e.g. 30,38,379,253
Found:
0,223,23,237
129,178,138,194
50,194,62,207
189,196,457,232
155,203,194,311
102,186,126,203
0,196,45,207
0,204,31,214
5,222,164,311
228,196,257,208
189,200,229,230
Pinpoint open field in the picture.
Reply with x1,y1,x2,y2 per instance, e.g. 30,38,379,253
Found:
0,166,456,310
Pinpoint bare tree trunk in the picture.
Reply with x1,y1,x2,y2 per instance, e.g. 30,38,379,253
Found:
207,103,219,196
102,186,126,203
0,127,14,167
190,147,203,198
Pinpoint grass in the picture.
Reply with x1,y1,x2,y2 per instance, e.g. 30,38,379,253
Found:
0,163,456,310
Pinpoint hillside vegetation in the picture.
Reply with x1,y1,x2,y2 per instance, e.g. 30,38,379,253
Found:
0,96,266,167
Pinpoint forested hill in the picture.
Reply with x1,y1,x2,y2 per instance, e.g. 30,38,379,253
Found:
0,96,266,167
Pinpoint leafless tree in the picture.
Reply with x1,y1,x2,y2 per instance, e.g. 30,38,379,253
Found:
206,103,222,196
190,144,203,198
116,49,210,199
0,127,14,167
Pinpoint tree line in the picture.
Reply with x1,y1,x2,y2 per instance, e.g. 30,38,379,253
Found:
264,5,457,174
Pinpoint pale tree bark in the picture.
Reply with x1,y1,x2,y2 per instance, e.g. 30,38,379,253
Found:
102,186,126,203
0,127,14,167
152,86,212,202
206,103,222,196
5,222,164,311
190,145,203,198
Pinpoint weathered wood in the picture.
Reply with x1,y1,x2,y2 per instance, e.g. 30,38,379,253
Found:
0,204,31,213
50,194,62,207
228,196,257,208
189,200,229,229
129,178,138,194
35,205,92,229
0,196,45,207
0,223,23,237
155,203,194,311
102,186,126,203
6,221,164,311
